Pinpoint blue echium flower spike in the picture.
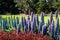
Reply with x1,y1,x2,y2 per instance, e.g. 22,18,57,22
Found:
33,16,36,32
50,11,53,24
27,20,31,31
55,10,58,19
31,21,34,31
20,21,23,32
21,17,25,27
28,15,30,21
55,18,59,35
50,20,55,37
16,17,19,24
42,25,47,35
25,20,31,31
57,35,60,40
29,21,31,31
41,12,44,25
35,14,39,26
22,17,27,32
27,21,29,31
25,20,28,32
21,17,25,32
13,19,17,29
24,17,26,26
38,22,41,33
2,19,7,30
39,20,43,31
31,12,34,21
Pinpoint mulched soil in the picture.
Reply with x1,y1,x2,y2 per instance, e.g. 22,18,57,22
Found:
0,30,52,40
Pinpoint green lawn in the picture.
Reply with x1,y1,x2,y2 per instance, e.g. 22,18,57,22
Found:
1,14,60,23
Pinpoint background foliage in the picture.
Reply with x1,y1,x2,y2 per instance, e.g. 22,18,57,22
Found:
0,0,60,14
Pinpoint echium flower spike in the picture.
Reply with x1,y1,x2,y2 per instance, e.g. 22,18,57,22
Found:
42,25,47,35
20,21,23,32
41,12,44,25
25,20,28,31
33,16,36,31
21,17,24,27
55,10,58,19
31,12,34,21
28,15,30,21
51,20,55,37
57,35,60,40
50,11,53,24
27,20,31,32
38,22,41,33
13,19,17,29
40,21,43,31
2,19,7,30
55,18,59,35
35,14,39,25
29,21,31,31
21,17,26,32
24,17,26,26
16,17,19,24
31,21,33,31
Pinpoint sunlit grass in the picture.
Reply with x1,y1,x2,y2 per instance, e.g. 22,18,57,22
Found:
1,14,60,24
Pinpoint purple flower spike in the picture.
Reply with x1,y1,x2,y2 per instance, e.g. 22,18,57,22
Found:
50,11,53,24
31,21,34,31
57,35,60,40
55,10,58,19
55,18,59,35
50,20,55,37
41,12,44,25
38,22,41,33
42,25,47,35
31,12,34,21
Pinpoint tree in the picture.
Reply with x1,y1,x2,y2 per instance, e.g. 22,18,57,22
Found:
0,0,20,14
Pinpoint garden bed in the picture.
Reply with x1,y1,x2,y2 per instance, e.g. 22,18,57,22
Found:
0,30,52,40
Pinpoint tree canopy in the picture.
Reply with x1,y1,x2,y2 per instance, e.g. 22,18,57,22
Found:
0,0,20,14
0,0,60,14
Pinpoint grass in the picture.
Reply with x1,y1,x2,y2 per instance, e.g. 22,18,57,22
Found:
1,14,60,24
